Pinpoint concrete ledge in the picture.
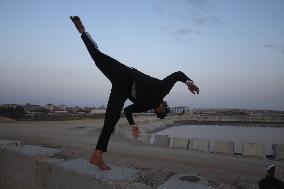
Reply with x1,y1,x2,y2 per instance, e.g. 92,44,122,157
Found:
210,140,234,155
36,157,65,189
170,137,189,149
0,139,146,189
0,144,63,189
189,138,209,152
153,135,170,147
272,144,284,161
242,143,266,158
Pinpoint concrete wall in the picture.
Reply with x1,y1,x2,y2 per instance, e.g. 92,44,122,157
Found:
273,144,284,160
114,124,284,160
189,138,209,152
242,143,266,158
170,137,189,149
210,140,234,155
154,135,171,147
0,140,146,189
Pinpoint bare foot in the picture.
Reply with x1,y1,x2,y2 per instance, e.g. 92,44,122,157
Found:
89,156,111,171
70,16,85,34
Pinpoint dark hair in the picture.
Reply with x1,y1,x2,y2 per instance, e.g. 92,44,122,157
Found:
154,101,170,119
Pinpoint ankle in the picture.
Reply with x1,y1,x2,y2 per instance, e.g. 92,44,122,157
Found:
91,150,103,158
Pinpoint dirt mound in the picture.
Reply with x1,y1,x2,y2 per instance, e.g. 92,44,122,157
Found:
0,116,16,123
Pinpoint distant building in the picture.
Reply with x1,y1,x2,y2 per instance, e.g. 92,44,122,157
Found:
89,109,106,114
0,104,19,108
89,106,106,114
46,104,55,111
57,104,67,111
54,110,68,114
24,103,42,112
170,106,189,114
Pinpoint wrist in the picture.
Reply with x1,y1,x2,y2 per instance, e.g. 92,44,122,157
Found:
186,80,194,85
79,28,85,34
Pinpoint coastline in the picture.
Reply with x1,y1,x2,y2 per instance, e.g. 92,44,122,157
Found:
146,118,284,134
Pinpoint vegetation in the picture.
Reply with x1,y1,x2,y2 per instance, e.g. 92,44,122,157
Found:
0,106,25,120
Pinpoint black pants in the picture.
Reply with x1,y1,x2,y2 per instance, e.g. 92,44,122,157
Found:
96,53,134,152
82,33,134,152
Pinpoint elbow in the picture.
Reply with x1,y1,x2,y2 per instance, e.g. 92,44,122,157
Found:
176,71,184,75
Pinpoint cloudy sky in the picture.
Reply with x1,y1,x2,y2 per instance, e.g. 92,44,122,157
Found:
0,0,283,110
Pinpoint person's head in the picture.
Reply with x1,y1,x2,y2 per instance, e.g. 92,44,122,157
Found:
154,101,169,119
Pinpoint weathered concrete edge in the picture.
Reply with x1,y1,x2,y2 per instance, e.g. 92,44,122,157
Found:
0,139,146,189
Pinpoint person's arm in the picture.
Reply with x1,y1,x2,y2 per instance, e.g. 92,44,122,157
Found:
124,104,154,138
164,71,191,83
163,71,199,95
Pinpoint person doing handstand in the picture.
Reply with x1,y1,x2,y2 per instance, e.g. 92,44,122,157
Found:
70,16,199,170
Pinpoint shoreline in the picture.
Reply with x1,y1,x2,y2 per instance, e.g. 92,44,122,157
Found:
147,119,284,134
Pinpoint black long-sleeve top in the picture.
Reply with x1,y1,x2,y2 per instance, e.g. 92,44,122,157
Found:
124,70,191,125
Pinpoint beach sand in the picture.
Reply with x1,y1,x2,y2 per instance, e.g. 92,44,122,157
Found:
0,116,283,188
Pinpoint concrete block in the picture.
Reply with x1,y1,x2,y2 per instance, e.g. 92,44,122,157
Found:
170,137,189,149
189,138,209,152
272,144,284,160
55,158,145,186
242,143,266,158
157,173,214,189
153,135,170,147
137,133,151,144
51,163,113,189
210,140,234,155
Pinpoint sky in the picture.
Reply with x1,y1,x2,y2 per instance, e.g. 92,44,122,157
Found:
0,0,283,110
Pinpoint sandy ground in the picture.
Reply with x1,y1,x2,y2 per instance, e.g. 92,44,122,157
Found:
1,116,284,188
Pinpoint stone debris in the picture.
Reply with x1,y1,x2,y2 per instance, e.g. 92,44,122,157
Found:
157,173,215,189
56,158,147,186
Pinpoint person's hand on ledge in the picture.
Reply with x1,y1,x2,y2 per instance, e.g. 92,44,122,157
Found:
132,126,140,138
